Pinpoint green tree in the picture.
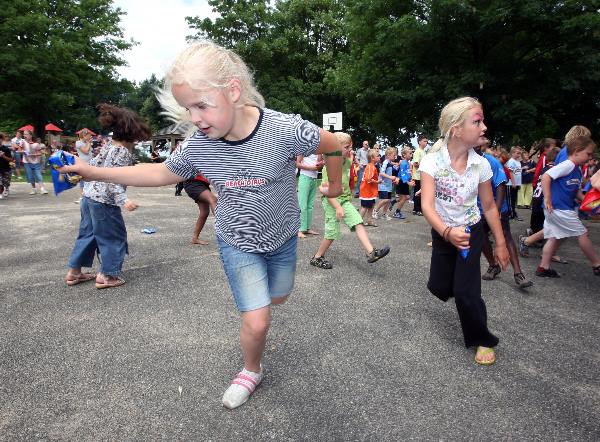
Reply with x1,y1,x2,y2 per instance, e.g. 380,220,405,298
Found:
0,0,134,135
334,0,600,145
187,0,351,129
120,74,168,132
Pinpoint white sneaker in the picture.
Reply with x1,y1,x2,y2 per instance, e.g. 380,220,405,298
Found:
372,210,379,219
384,214,392,220
222,368,263,409
41,188,48,195
29,189,37,195
2,190,7,197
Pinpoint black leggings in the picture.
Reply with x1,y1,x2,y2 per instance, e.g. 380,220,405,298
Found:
413,179,422,212
427,221,499,348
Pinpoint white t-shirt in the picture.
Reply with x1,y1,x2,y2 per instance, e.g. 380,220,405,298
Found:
419,144,493,227
76,140,92,163
299,154,319,178
506,158,522,186
355,148,369,166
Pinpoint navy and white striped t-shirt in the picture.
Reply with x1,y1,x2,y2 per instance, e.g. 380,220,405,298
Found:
165,107,321,253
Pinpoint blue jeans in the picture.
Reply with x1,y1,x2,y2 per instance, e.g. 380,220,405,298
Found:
24,162,42,184
68,197,128,276
217,235,297,312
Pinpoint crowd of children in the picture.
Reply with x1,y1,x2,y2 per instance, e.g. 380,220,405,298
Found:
16,39,595,411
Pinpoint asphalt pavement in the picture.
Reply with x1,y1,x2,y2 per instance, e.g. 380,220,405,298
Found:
1,181,599,441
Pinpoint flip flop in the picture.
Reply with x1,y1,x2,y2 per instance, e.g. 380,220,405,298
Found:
551,256,569,264
65,272,96,286
474,346,496,366
95,276,126,289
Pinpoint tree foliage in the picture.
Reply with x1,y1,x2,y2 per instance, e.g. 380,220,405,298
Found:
331,0,600,145
0,0,134,135
187,0,351,128
188,0,600,146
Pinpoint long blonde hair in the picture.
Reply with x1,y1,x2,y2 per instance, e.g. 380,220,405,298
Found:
158,40,265,136
429,97,482,153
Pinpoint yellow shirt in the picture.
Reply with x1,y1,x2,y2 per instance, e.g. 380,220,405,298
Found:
412,147,426,180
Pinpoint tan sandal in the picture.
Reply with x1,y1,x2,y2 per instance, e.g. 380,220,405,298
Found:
65,272,96,286
95,275,126,289
474,346,496,366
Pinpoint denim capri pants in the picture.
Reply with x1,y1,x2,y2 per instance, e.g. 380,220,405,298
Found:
217,235,297,312
68,197,128,276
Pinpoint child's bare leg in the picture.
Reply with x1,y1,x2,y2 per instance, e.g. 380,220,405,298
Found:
397,195,408,211
481,232,495,266
524,230,544,245
354,224,374,254
540,238,561,269
240,307,271,373
504,227,523,274
191,201,210,245
359,206,367,220
314,239,334,258
577,232,600,266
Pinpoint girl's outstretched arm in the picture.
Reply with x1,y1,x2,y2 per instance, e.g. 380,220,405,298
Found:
60,158,184,187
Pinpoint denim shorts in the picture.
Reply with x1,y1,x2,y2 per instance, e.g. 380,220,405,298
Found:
217,235,298,312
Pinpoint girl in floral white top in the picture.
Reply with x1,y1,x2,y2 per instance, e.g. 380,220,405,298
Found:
419,97,509,366
65,104,151,289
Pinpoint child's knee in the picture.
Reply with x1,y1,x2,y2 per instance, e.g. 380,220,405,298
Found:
242,312,271,337
271,295,289,305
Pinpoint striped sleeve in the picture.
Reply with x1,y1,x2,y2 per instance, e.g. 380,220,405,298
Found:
164,142,199,180
291,115,320,157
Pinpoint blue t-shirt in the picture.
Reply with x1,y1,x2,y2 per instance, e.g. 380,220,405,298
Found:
555,145,568,164
378,159,394,192
399,159,411,183
478,153,509,214
544,159,581,210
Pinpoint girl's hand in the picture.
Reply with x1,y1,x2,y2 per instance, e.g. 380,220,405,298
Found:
544,197,553,213
124,200,138,211
414,189,422,196
494,243,510,270
57,156,88,176
447,226,470,249
335,206,345,220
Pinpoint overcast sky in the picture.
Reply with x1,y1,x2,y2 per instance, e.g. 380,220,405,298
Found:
113,0,215,83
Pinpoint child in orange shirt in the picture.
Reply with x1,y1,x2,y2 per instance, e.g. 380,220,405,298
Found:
359,149,380,226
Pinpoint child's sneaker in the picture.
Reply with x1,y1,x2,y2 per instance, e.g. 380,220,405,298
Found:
518,235,529,257
222,368,263,409
514,273,533,288
372,210,379,219
535,267,560,278
366,246,390,263
29,189,37,195
393,212,405,219
384,213,392,220
482,264,501,280
310,255,333,269
40,188,48,195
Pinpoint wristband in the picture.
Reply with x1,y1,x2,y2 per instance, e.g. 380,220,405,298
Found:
324,151,342,157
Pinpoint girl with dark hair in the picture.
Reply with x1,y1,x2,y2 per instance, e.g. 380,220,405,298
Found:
64,104,151,289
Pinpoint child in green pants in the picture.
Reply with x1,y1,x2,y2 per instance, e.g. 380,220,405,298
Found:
310,132,390,269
